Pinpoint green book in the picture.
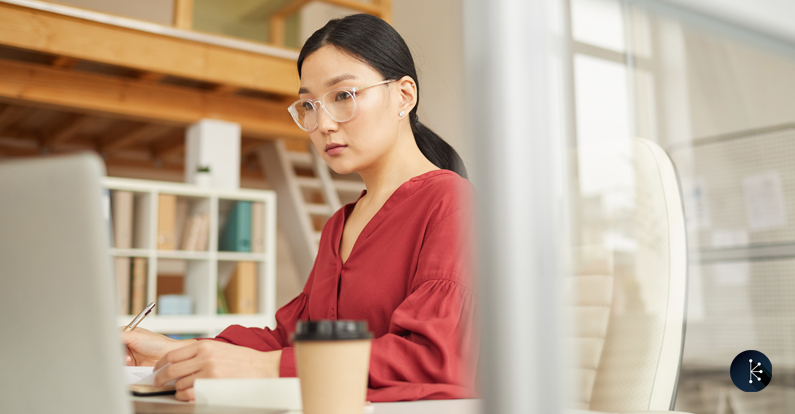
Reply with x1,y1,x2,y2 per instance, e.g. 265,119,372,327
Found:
219,201,252,252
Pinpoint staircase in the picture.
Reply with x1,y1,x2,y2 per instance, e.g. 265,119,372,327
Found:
257,140,365,282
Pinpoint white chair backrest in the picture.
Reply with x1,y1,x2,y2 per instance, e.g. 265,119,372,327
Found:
568,138,688,412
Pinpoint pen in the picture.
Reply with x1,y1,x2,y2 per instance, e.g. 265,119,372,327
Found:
124,302,156,331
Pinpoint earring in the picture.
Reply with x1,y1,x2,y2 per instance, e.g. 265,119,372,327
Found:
399,111,405,117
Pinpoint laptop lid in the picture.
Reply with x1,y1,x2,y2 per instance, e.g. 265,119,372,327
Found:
0,153,132,414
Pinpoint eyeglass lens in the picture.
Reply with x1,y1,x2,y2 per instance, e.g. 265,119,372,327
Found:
292,90,357,131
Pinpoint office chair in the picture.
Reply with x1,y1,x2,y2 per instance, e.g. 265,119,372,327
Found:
567,138,691,414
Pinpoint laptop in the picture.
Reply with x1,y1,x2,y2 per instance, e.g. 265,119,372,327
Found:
0,154,283,414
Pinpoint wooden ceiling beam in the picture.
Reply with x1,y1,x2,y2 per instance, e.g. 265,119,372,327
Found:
0,2,299,96
152,133,185,160
138,72,166,82
51,56,78,68
102,124,169,154
0,59,306,140
44,114,92,145
0,105,29,134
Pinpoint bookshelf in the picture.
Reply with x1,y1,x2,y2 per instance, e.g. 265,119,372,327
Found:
103,177,277,338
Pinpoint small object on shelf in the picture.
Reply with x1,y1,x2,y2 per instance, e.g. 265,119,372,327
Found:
224,262,257,314
219,201,252,252
115,257,131,315
157,194,177,250
130,258,148,315
251,202,265,253
158,294,193,315
217,283,229,315
112,190,135,315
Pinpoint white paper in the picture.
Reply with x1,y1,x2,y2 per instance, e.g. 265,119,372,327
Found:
194,378,302,411
711,229,749,248
712,261,751,286
743,171,788,231
682,179,711,230
123,364,175,386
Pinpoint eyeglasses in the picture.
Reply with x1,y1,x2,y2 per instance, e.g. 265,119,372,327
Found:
287,79,395,132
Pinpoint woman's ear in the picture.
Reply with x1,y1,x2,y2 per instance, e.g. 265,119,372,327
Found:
396,76,417,115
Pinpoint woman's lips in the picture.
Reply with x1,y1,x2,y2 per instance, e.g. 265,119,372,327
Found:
325,144,347,156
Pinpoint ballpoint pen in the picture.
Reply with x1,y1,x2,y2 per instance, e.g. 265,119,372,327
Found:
124,302,156,331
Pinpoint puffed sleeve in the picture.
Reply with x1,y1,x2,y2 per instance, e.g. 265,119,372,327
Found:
211,271,314,376
367,280,478,401
367,190,479,402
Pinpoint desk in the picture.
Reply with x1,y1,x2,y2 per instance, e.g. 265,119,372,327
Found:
132,396,624,414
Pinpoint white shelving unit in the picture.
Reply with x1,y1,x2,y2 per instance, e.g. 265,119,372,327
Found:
104,177,277,338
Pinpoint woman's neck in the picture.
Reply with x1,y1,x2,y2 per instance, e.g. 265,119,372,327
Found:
357,130,438,201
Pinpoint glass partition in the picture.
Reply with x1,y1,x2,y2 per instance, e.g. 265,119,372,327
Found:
571,0,795,412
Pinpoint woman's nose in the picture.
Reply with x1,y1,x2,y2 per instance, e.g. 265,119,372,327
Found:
316,106,339,133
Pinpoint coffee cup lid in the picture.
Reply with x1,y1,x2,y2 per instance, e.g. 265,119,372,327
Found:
293,320,373,341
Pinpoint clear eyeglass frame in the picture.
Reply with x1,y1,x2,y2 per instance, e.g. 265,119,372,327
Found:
287,79,395,132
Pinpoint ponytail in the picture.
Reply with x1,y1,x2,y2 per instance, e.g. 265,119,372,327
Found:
298,14,468,178
411,118,468,178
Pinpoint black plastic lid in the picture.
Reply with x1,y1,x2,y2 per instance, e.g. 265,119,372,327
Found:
293,320,373,341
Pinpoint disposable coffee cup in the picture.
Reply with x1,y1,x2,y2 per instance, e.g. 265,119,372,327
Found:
293,320,373,414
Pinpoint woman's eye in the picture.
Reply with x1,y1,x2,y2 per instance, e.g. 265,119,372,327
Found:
335,92,351,102
300,101,314,110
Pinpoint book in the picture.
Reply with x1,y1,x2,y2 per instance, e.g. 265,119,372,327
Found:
194,213,210,251
157,194,177,250
133,194,149,249
217,282,229,314
219,201,252,252
111,191,134,315
251,202,265,253
224,262,257,314
130,258,147,315
115,257,131,315
111,190,134,249
173,198,189,250
180,215,201,251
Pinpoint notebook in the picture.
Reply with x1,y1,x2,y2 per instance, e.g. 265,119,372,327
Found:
0,153,284,414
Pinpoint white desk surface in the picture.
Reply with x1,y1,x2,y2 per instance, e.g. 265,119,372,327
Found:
132,396,622,414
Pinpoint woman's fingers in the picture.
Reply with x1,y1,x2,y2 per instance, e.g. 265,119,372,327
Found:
173,371,200,392
154,342,199,370
175,386,195,402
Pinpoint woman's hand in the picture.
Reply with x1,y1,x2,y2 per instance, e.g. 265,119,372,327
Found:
153,340,282,401
121,327,195,367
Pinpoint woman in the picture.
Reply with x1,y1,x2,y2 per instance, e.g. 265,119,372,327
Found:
123,13,477,402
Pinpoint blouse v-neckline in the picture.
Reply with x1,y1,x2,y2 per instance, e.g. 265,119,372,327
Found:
335,169,448,266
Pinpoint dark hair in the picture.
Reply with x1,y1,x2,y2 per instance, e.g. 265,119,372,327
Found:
297,14,467,178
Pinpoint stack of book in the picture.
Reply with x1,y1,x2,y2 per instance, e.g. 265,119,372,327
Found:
110,190,148,315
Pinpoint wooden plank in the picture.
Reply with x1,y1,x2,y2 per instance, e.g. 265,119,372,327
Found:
271,0,312,18
51,56,78,68
0,105,29,134
43,114,91,145
0,2,299,96
316,0,383,16
269,15,286,47
138,72,166,82
102,124,168,154
372,0,393,23
0,59,306,140
173,0,193,30
214,84,240,95
152,133,185,160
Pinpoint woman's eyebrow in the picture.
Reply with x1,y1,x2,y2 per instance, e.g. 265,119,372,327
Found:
325,74,357,87
297,74,357,95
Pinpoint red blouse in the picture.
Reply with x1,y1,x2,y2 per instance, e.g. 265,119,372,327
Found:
213,169,478,402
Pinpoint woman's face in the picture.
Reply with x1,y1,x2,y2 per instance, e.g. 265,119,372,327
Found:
298,45,400,175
